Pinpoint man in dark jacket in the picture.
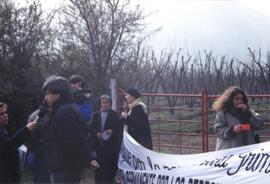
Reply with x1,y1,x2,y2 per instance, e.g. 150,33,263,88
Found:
89,95,122,183
0,102,37,183
42,76,99,184
69,75,92,122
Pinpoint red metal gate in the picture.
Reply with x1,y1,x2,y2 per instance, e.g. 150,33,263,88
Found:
117,88,270,154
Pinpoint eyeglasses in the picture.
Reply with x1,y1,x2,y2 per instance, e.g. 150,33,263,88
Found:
0,111,7,116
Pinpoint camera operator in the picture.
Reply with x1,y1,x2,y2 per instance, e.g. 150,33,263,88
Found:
69,75,92,122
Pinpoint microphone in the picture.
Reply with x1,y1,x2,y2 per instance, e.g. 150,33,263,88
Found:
35,104,49,124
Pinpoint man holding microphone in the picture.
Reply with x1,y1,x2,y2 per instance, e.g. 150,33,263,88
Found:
0,102,37,183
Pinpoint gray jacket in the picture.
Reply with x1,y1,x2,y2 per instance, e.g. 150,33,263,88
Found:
214,109,264,150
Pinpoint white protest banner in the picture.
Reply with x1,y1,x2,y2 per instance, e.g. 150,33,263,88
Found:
118,131,270,184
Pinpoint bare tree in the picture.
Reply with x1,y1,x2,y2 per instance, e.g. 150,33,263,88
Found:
59,0,148,105
0,0,54,127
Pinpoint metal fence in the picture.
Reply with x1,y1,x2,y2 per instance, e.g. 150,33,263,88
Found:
117,88,270,154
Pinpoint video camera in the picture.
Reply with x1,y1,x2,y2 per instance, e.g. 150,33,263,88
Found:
72,89,92,104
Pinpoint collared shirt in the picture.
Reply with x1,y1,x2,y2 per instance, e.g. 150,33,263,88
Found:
100,111,108,132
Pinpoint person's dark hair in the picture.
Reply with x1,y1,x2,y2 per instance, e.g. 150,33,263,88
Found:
122,99,129,112
99,95,112,106
213,86,249,112
42,76,74,102
126,88,141,99
69,75,85,87
0,102,7,109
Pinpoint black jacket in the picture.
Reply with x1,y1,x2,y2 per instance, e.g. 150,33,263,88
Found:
89,109,122,156
45,98,96,172
125,105,153,149
0,126,30,183
89,109,122,180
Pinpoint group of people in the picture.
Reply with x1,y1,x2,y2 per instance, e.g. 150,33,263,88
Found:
0,75,152,184
0,74,265,184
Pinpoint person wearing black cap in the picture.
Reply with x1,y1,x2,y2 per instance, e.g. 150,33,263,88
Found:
121,88,153,149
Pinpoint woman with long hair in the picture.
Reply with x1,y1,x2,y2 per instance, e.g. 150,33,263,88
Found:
213,86,264,150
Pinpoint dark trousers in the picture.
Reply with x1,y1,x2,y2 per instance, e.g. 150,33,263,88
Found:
0,170,20,184
27,152,51,184
95,154,117,184
51,171,82,184
95,169,115,184
31,165,51,183
0,158,20,184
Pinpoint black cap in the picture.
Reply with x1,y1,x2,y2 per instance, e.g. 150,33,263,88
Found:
127,88,141,99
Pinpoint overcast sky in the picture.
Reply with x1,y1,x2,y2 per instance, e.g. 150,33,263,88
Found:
20,0,270,60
